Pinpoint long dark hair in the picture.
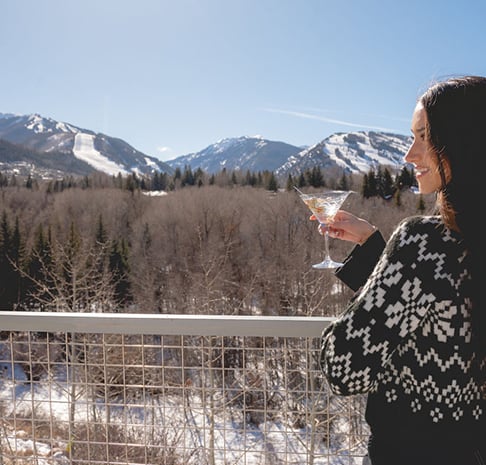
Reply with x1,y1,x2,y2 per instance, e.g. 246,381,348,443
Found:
420,75,486,386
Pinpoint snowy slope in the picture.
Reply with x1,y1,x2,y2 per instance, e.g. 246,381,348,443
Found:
73,133,128,176
0,112,172,176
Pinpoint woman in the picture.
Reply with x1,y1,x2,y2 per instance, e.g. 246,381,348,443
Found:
319,76,486,464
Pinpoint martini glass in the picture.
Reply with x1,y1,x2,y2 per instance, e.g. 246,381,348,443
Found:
295,188,352,269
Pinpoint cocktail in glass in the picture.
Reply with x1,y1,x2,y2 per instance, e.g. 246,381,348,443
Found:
295,188,352,269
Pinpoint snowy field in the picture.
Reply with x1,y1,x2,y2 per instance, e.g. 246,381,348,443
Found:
0,361,367,465
0,315,368,465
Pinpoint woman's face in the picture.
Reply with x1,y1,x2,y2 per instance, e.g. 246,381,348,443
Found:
404,102,448,194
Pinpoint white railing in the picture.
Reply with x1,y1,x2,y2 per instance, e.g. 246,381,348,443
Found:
0,311,368,465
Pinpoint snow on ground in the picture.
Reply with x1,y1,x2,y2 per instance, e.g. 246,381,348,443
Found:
142,190,168,196
0,373,364,465
73,133,128,176
144,156,158,168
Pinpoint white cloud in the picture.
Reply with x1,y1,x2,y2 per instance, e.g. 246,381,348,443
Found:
262,107,401,133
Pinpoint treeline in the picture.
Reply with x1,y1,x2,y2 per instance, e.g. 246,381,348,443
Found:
0,167,428,315
0,163,417,200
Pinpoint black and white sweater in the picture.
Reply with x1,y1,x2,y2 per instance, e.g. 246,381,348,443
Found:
320,215,484,439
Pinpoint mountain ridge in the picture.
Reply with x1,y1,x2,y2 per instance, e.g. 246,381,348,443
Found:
0,112,412,179
0,112,173,177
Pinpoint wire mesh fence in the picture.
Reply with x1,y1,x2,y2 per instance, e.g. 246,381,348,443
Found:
0,312,369,465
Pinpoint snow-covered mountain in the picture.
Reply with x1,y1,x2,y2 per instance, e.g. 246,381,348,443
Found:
1,112,412,180
166,136,302,174
167,132,412,176
277,131,411,176
0,113,172,176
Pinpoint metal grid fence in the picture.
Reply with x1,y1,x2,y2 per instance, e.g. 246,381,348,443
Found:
0,312,369,465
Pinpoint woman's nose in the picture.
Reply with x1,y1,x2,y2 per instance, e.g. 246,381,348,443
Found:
404,142,416,164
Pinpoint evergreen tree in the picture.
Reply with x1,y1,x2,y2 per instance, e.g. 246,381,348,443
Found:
95,214,109,246
10,217,25,304
141,223,152,253
64,222,82,288
380,167,395,199
0,172,8,187
297,172,306,188
361,173,370,198
25,174,33,189
25,224,54,308
286,174,294,191
140,177,148,191
257,172,263,187
362,169,378,198
173,167,182,183
306,166,324,188
195,168,205,187
113,173,123,189
0,212,24,308
109,238,131,304
81,175,91,189
182,166,195,186
396,166,416,190
125,173,139,192
0,212,12,307
336,173,349,191
245,171,257,186
266,172,278,192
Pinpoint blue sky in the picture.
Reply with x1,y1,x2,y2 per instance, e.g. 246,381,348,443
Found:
2,0,486,161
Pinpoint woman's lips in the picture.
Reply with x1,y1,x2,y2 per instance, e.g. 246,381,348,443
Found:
415,167,430,177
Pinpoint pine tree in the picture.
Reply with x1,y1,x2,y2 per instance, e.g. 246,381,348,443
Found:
10,217,25,304
109,238,131,304
182,166,195,186
25,224,54,308
362,169,378,198
266,172,279,192
380,167,395,199
286,174,294,191
297,172,306,188
336,173,349,191
0,213,25,308
0,212,12,307
95,214,109,246
25,174,33,189
195,168,205,187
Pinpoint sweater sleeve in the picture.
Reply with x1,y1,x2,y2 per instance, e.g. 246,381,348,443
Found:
320,219,432,395
334,230,386,292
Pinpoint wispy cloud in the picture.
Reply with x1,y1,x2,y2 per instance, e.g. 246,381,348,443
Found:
157,146,172,154
262,107,402,133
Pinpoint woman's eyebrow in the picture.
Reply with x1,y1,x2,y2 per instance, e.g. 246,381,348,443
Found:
411,126,426,135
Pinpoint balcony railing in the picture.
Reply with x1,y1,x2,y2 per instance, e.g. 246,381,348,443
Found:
0,311,368,465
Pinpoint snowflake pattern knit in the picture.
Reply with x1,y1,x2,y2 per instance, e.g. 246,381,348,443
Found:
320,216,483,431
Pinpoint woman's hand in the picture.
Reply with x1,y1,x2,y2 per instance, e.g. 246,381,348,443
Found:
310,210,377,245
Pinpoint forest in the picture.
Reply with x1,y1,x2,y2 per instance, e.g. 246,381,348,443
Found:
0,164,428,317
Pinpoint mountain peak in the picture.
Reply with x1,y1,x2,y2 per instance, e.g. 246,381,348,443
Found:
0,112,173,177
168,130,412,176
168,136,302,173
1,111,412,180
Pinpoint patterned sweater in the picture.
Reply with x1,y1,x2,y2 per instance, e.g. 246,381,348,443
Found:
320,215,484,440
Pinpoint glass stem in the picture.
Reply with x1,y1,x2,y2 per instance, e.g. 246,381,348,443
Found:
324,230,331,261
